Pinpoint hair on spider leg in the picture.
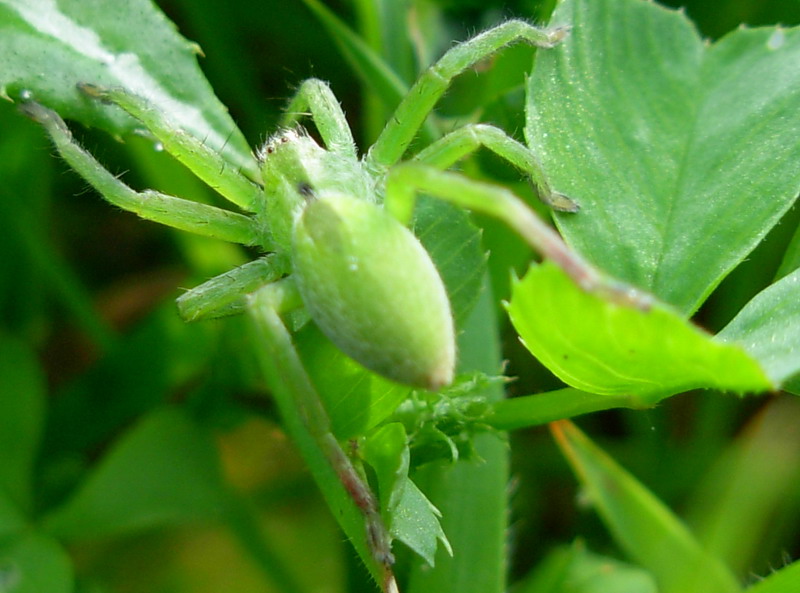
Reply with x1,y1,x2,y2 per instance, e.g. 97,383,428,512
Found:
219,125,236,152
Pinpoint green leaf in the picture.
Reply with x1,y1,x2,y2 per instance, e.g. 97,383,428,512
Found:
0,0,255,177
363,423,411,515
414,196,486,331
745,561,800,593
42,407,228,541
527,0,800,314
520,543,658,593
507,263,772,403
296,323,411,440
551,420,741,593
0,335,45,509
717,267,800,386
363,423,451,566
0,532,73,593
390,478,451,566
407,282,508,593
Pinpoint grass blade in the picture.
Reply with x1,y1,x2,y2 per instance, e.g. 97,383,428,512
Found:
551,420,741,593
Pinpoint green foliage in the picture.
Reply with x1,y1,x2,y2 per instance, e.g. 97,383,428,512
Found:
551,420,740,593
0,0,798,592
527,0,800,315
363,422,451,565
520,544,658,593
719,267,800,389
0,0,254,174
0,532,73,593
41,407,229,541
508,262,772,401
0,336,45,509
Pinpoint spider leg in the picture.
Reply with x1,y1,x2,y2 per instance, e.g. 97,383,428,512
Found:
21,102,264,248
413,123,579,212
247,280,397,593
366,20,569,169
78,83,263,211
384,164,651,309
279,78,358,159
176,254,289,322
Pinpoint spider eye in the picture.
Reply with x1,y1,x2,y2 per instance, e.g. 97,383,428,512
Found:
291,195,455,390
297,182,315,199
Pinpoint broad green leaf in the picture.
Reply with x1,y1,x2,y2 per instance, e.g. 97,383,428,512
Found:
0,532,73,593
520,544,657,593
507,263,772,403
42,407,228,540
296,323,411,440
0,335,45,509
0,0,256,177
717,267,800,387
527,0,800,314
363,423,450,566
415,196,486,331
551,420,741,593
408,282,508,593
745,561,800,593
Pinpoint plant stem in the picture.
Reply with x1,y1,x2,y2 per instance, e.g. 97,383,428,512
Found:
487,388,648,431
246,284,396,592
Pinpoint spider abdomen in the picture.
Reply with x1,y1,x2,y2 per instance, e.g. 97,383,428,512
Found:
292,194,455,390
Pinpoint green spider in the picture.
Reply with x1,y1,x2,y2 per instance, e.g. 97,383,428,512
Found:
21,19,641,592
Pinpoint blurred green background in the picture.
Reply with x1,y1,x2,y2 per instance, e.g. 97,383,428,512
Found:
1,0,799,591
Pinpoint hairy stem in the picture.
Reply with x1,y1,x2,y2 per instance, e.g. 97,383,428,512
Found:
246,283,397,593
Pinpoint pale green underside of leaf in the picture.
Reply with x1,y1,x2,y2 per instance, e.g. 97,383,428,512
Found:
0,0,255,175
507,263,772,403
527,0,800,315
552,421,740,593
